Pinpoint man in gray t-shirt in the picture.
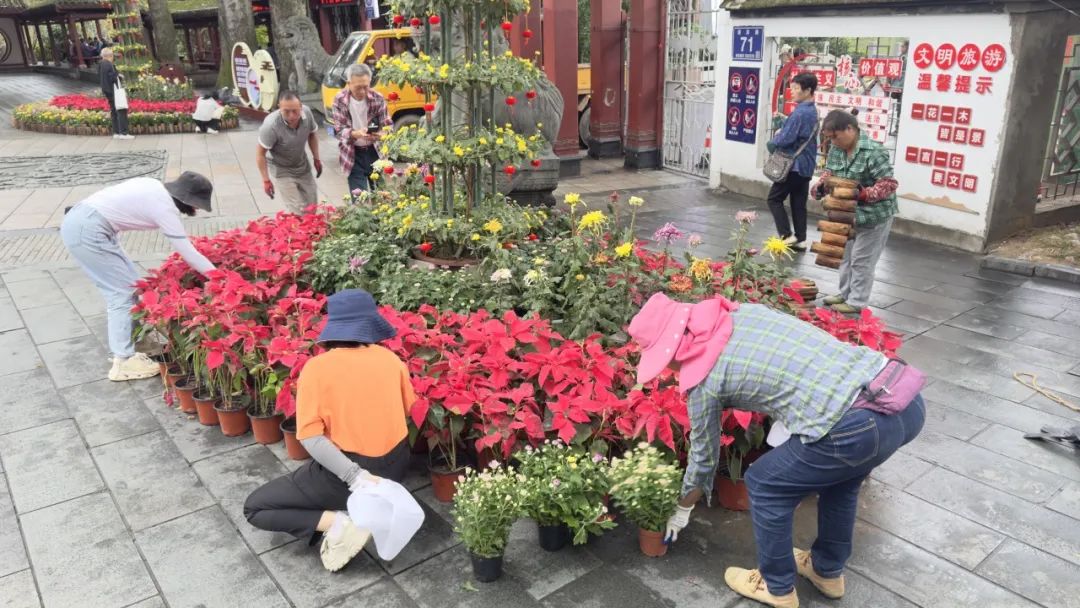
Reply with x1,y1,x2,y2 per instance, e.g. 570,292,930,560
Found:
256,91,323,214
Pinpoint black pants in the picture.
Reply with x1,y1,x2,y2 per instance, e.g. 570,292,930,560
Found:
105,95,129,135
347,146,381,195
194,118,220,132
244,438,410,543
766,173,812,242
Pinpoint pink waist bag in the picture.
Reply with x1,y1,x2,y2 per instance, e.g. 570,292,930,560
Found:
852,358,926,415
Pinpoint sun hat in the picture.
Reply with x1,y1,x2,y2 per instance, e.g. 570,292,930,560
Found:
628,293,740,393
318,289,397,344
163,171,213,212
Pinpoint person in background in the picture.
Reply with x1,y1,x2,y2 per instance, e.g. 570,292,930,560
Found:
98,48,132,140
628,293,925,608
60,173,216,381
244,289,415,572
256,90,323,214
192,91,223,134
813,109,899,315
332,64,392,195
766,72,819,251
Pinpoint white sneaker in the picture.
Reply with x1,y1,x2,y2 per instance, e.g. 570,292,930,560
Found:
113,134,121,139
782,235,799,245
119,134,135,140
206,128,219,134
320,517,371,572
792,240,807,251
108,353,160,381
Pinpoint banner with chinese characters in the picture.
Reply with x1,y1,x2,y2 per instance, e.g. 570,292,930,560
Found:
894,33,1013,233
814,91,892,143
725,67,760,144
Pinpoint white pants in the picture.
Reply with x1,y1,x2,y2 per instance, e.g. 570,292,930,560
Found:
838,217,894,309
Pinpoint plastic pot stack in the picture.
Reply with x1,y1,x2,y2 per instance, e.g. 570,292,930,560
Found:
812,177,859,269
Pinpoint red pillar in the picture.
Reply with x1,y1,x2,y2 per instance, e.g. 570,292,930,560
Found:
67,15,84,69
624,0,662,169
510,0,541,63
542,0,581,176
183,27,195,64
318,8,334,55
586,0,623,158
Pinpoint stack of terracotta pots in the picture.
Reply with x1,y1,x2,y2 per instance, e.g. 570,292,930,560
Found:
812,176,859,269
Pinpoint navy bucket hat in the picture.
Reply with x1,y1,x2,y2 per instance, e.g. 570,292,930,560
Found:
318,289,397,344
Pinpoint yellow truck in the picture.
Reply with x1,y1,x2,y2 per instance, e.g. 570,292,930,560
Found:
322,29,593,142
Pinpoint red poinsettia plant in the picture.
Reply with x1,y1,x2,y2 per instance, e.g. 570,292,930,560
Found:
50,94,197,114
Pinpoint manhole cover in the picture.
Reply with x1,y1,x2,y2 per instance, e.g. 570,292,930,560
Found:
0,151,167,190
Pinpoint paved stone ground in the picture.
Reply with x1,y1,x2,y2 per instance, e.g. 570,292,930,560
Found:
1,73,1080,608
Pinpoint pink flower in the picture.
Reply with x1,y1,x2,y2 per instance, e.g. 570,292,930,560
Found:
747,248,760,256
735,210,758,223
688,234,703,247
653,222,684,244
592,453,604,463
351,188,363,196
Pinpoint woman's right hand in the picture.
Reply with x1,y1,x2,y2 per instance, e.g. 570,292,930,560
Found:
348,470,382,492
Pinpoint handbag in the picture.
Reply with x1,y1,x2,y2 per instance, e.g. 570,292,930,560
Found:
852,358,926,415
114,81,128,111
763,122,819,183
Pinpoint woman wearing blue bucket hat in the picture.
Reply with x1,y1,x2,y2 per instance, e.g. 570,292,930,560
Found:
245,289,417,572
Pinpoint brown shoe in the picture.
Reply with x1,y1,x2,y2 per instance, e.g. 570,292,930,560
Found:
793,548,845,599
724,567,799,608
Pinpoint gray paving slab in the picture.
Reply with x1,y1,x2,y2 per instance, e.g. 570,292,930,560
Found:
35,334,111,389
0,474,28,579
970,423,1080,482
538,564,671,608
899,346,1036,403
141,396,254,463
5,278,65,311
869,451,934,490
924,324,1078,372
60,380,160,448
0,369,68,436
0,420,103,514
908,467,1080,567
500,519,603,601
260,540,384,608
921,400,991,441
136,506,289,608
984,298,1067,320
846,522,1038,608
20,492,156,608
126,598,165,608
1,270,51,284
866,307,937,337
323,578,420,608
190,444,295,554
885,299,966,325
0,330,43,378
921,380,1078,433
1048,482,1080,520
394,544,544,608
0,296,23,333
975,539,1080,608
903,429,1064,503
19,303,91,345
856,480,1004,569
365,494,459,575
92,430,215,531
1021,390,1080,422
0,570,40,608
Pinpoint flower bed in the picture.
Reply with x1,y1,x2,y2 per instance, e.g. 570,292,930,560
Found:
12,94,239,136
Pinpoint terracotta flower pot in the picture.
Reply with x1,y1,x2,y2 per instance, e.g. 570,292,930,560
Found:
248,407,284,445
638,528,668,557
214,405,250,437
165,364,185,390
715,477,751,511
280,418,310,460
429,468,464,503
173,376,198,414
470,552,504,583
193,390,219,426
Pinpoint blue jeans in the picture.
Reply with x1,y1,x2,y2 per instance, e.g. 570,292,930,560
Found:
744,395,926,595
347,146,380,196
60,205,140,358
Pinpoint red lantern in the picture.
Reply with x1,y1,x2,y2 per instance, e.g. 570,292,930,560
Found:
410,17,422,27
504,165,516,175
392,14,404,25
424,103,436,112
415,86,424,94
501,21,513,32
502,242,514,250
418,243,434,254
528,233,539,241
424,174,436,185
530,159,541,167
526,90,537,100
523,29,534,39
383,165,396,175
429,15,440,25
505,96,517,106
387,92,400,101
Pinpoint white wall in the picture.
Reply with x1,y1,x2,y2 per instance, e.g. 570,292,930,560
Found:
709,13,1015,243
0,18,26,67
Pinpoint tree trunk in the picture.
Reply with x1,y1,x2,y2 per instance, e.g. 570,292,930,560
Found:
268,0,308,93
148,0,180,64
216,0,257,88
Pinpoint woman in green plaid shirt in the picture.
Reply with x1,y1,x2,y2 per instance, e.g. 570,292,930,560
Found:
812,110,899,315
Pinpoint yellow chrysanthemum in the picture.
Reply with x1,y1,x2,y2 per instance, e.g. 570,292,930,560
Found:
478,137,488,145
454,145,465,157
470,233,481,241
575,274,585,281
578,210,606,233
614,242,633,258
401,214,413,229
484,219,503,234
381,145,389,155
628,196,645,207
435,135,446,143
762,236,793,260
516,138,527,152
689,257,712,282
564,193,582,208
370,172,380,181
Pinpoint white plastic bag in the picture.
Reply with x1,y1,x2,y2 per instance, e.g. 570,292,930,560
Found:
346,479,425,560
114,85,128,110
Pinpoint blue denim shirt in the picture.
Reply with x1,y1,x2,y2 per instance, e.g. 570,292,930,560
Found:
768,101,818,178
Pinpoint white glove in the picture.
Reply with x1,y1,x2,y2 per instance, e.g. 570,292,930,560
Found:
665,504,694,543
348,470,381,493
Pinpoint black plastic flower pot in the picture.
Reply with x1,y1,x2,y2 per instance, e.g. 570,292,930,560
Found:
537,523,570,552
470,551,504,583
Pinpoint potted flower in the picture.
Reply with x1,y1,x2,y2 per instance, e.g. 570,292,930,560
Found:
715,409,769,511
515,441,615,551
416,394,471,502
451,463,526,583
608,443,683,557
247,361,284,445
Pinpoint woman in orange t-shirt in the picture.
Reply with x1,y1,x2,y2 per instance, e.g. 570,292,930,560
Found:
245,289,416,572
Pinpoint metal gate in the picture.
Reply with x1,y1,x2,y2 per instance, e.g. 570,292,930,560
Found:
662,0,722,177
1041,36,1080,202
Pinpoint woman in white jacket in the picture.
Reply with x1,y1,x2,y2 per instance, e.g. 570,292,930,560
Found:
192,91,224,134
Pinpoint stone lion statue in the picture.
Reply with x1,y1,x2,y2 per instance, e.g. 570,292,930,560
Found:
278,15,334,93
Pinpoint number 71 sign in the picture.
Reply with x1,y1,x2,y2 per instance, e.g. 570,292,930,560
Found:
733,27,764,62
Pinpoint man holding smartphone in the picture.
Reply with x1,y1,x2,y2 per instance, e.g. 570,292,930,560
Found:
332,64,393,196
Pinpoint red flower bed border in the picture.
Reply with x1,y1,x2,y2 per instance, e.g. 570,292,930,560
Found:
51,94,197,114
